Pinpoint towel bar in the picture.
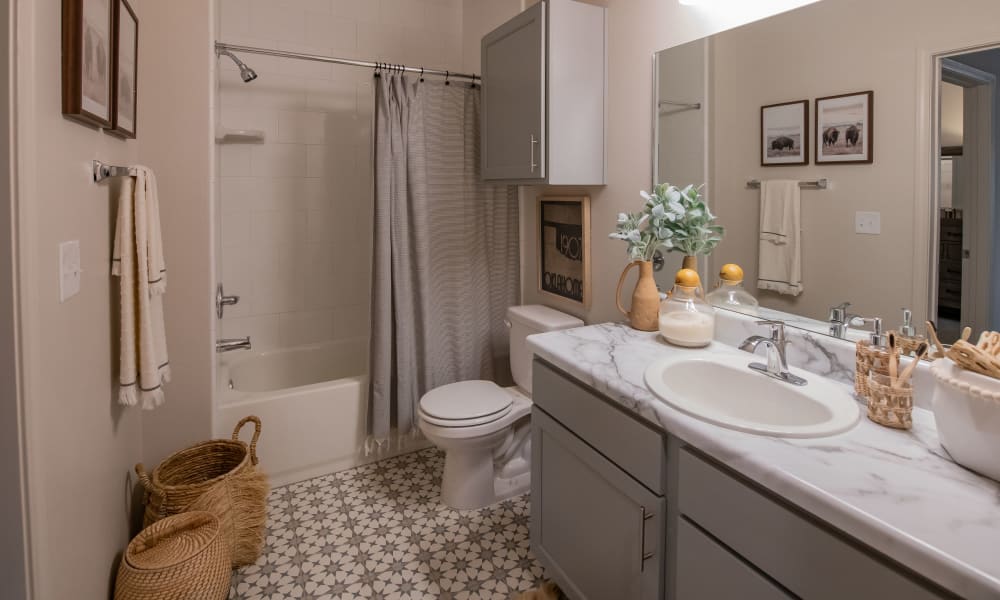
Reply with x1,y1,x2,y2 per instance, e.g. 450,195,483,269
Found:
93,160,136,183
747,178,829,190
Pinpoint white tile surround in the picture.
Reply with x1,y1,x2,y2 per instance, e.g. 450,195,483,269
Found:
216,0,464,351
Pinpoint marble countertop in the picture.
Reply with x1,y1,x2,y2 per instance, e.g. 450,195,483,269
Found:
528,322,1000,599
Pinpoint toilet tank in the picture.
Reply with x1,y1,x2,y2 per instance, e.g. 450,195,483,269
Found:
507,305,583,394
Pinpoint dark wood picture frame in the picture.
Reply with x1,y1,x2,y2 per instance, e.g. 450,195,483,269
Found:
761,100,809,166
538,196,591,308
62,0,114,128
815,91,874,164
109,0,138,139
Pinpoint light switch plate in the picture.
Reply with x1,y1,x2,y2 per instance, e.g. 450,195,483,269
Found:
59,240,81,302
855,211,881,235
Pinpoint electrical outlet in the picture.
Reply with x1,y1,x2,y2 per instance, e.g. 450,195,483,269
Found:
855,211,881,235
59,241,82,302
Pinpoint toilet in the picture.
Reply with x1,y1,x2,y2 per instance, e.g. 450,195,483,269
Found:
418,305,583,510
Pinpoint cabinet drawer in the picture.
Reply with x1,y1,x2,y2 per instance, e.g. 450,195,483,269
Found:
678,448,951,600
531,408,665,600
533,359,666,493
677,519,792,600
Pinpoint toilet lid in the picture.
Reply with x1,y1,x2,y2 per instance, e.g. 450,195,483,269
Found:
420,380,513,422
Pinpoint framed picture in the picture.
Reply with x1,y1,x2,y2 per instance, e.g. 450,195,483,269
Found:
62,0,114,128
538,196,591,307
109,0,138,139
761,100,809,166
815,91,874,164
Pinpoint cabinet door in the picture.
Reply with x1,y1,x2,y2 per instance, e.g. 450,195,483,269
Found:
531,408,664,600
481,2,545,181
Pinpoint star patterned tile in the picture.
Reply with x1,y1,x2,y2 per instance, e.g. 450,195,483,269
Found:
230,448,546,599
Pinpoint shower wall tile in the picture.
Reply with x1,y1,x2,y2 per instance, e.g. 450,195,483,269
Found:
248,0,306,42
277,110,327,144
250,143,308,177
219,0,462,352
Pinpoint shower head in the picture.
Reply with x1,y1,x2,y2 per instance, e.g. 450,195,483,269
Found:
218,48,258,82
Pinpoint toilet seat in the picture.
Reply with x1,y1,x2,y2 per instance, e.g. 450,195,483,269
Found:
419,380,514,428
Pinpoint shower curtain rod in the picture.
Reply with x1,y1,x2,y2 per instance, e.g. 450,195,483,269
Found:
215,42,480,82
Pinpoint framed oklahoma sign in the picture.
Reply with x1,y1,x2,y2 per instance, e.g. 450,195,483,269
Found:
538,196,591,307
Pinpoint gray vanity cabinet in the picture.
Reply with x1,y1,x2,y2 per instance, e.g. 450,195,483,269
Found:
531,362,667,600
531,359,958,600
481,0,606,185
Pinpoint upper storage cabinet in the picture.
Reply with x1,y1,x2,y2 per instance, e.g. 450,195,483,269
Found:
481,0,607,185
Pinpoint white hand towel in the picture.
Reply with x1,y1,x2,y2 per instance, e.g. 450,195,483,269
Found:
112,166,171,409
757,180,803,296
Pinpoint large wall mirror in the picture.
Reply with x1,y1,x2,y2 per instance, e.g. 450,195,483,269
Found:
653,0,1000,346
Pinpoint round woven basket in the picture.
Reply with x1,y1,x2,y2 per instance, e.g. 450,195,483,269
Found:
114,511,231,600
136,416,269,567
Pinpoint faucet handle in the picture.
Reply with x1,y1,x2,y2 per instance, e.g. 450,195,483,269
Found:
755,319,786,342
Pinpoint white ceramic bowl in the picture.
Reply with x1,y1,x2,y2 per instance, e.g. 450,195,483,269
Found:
929,358,1000,482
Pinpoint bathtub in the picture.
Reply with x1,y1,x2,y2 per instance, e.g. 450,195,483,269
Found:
215,338,375,487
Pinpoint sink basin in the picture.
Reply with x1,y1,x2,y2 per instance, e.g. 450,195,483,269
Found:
644,352,860,438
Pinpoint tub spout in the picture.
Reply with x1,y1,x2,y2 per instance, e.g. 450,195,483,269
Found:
217,336,252,353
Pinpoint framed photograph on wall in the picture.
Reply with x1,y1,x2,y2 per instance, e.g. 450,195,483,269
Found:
109,0,138,139
538,196,591,307
761,100,809,166
815,91,874,164
62,0,114,128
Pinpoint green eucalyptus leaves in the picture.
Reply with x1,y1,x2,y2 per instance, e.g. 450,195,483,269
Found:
609,183,724,261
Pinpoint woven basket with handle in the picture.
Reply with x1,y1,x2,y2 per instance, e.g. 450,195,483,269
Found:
114,511,231,600
135,416,268,567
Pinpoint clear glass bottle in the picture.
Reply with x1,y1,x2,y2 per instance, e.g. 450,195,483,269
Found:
659,269,715,347
707,263,759,315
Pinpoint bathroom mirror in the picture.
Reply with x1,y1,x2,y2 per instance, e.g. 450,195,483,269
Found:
653,0,1000,345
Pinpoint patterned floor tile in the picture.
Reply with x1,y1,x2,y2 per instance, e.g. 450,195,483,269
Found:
230,448,545,599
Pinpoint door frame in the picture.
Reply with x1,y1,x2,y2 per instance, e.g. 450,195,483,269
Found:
940,59,995,334
918,41,1000,330
1,0,32,597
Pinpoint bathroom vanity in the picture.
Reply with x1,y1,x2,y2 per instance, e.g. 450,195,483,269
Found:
528,324,1000,600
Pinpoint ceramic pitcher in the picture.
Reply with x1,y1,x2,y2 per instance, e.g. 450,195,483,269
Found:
615,260,659,331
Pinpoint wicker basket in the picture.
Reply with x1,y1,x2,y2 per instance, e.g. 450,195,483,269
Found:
866,372,913,430
114,511,231,600
855,340,891,399
135,416,269,567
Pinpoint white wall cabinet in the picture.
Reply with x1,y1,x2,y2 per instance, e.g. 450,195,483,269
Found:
481,0,606,185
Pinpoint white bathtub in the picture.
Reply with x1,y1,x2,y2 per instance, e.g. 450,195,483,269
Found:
215,338,372,487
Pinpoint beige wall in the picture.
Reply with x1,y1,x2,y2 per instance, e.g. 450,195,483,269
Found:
707,0,1000,325
133,0,214,468
13,0,214,597
14,0,144,596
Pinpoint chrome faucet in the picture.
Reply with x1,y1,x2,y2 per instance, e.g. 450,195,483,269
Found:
828,302,858,338
739,320,807,386
216,336,252,353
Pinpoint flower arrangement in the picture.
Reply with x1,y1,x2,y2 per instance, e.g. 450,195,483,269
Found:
609,182,724,261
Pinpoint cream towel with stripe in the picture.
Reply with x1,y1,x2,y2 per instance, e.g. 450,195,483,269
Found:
112,166,170,409
757,180,803,296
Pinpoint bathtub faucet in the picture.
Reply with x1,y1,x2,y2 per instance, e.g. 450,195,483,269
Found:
216,336,252,353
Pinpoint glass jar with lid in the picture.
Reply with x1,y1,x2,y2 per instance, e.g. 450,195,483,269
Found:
706,263,759,315
659,268,715,347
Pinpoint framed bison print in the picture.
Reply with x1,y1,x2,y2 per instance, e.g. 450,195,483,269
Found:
62,0,114,128
815,91,873,164
761,100,809,166
538,196,591,308
109,0,138,139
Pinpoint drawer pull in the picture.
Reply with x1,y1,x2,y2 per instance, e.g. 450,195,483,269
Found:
529,134,539,173
640,505,654,571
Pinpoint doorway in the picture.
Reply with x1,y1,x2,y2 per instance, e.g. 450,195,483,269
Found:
935,52,999,341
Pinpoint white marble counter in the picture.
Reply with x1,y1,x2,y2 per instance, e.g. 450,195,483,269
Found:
528,322,1000,599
